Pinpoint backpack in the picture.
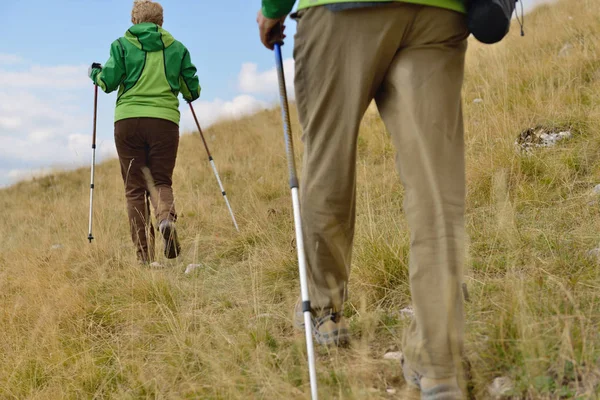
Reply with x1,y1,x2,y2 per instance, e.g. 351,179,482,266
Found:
468,0,523,44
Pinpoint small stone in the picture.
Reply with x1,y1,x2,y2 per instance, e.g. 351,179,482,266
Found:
149,262,165,269
488,376,514,399
586,248,600,260
558,131,572,139
383,351,403,361
51,244,63,250
592,184,600,195
400,307,415,319
386,388,397,394
473,98,483,104
558,43,573,57
185,263,203,274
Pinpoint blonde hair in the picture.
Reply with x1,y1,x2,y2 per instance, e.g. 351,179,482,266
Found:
131,0,164,26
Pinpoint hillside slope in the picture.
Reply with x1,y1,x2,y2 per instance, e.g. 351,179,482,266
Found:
1,0,599,398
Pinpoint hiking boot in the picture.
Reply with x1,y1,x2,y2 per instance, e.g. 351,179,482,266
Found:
400,354,463,400
293,300,350,346
159,220,181,259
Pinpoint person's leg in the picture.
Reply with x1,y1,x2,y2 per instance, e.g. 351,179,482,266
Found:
142,117,179,223
375,5,468,384
114,118,156,263
143,117,180,258
293,4,419,342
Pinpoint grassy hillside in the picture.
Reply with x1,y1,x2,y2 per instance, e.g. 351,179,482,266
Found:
1,0,599,398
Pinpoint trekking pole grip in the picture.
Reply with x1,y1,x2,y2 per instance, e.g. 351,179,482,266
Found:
269,22,285,47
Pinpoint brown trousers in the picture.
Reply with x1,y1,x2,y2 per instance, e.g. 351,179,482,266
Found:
294,4,468,379
114,118,179,262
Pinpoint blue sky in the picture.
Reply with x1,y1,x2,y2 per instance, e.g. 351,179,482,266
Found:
0,0,553,187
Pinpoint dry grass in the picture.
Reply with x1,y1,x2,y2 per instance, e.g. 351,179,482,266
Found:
1,1,600,398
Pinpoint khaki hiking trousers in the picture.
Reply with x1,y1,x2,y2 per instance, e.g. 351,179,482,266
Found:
114,117,179,263
293,4,468,379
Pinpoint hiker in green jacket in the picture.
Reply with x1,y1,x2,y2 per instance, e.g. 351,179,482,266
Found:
259,0,468,399
89,0,200,264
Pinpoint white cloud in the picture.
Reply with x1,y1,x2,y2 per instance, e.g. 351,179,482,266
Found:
0,116,22,130
7,167,55,182
0,64,88,89
180,95,269,131
28,130,55,144
0,53,24,65
0,58,115,187
238,58,295,100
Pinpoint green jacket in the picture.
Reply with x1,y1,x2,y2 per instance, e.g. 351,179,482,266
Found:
90,23,200,125
262,0,465,19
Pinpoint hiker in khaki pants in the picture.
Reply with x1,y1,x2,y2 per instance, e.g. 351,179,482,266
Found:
258,1,468,398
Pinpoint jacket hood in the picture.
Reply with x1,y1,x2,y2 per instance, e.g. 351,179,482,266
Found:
125,23,175,52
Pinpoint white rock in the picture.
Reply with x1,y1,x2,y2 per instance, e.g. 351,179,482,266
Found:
185,263,204,274
473,98,483,104
533,130,571,148
383,351,403,361
149,262,165,269
558,131,572,139
558,43,573,57
386,388,397,394
400,307,415,319
592,184,600,195
586,248,600,260
50,244,63,250
488,376,514,399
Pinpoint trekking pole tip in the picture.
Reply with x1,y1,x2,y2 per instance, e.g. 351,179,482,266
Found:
88,235,94,243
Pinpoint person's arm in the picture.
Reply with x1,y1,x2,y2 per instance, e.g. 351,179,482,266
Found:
262,0,296,19
179,49,201,103
90,40,126,93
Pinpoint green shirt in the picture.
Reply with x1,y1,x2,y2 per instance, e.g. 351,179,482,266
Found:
90,23,201,125
262,0,465,19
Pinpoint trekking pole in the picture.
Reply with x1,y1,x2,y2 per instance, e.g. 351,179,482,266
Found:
188,102,240,232
273,38,318,400
88,84,98,243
